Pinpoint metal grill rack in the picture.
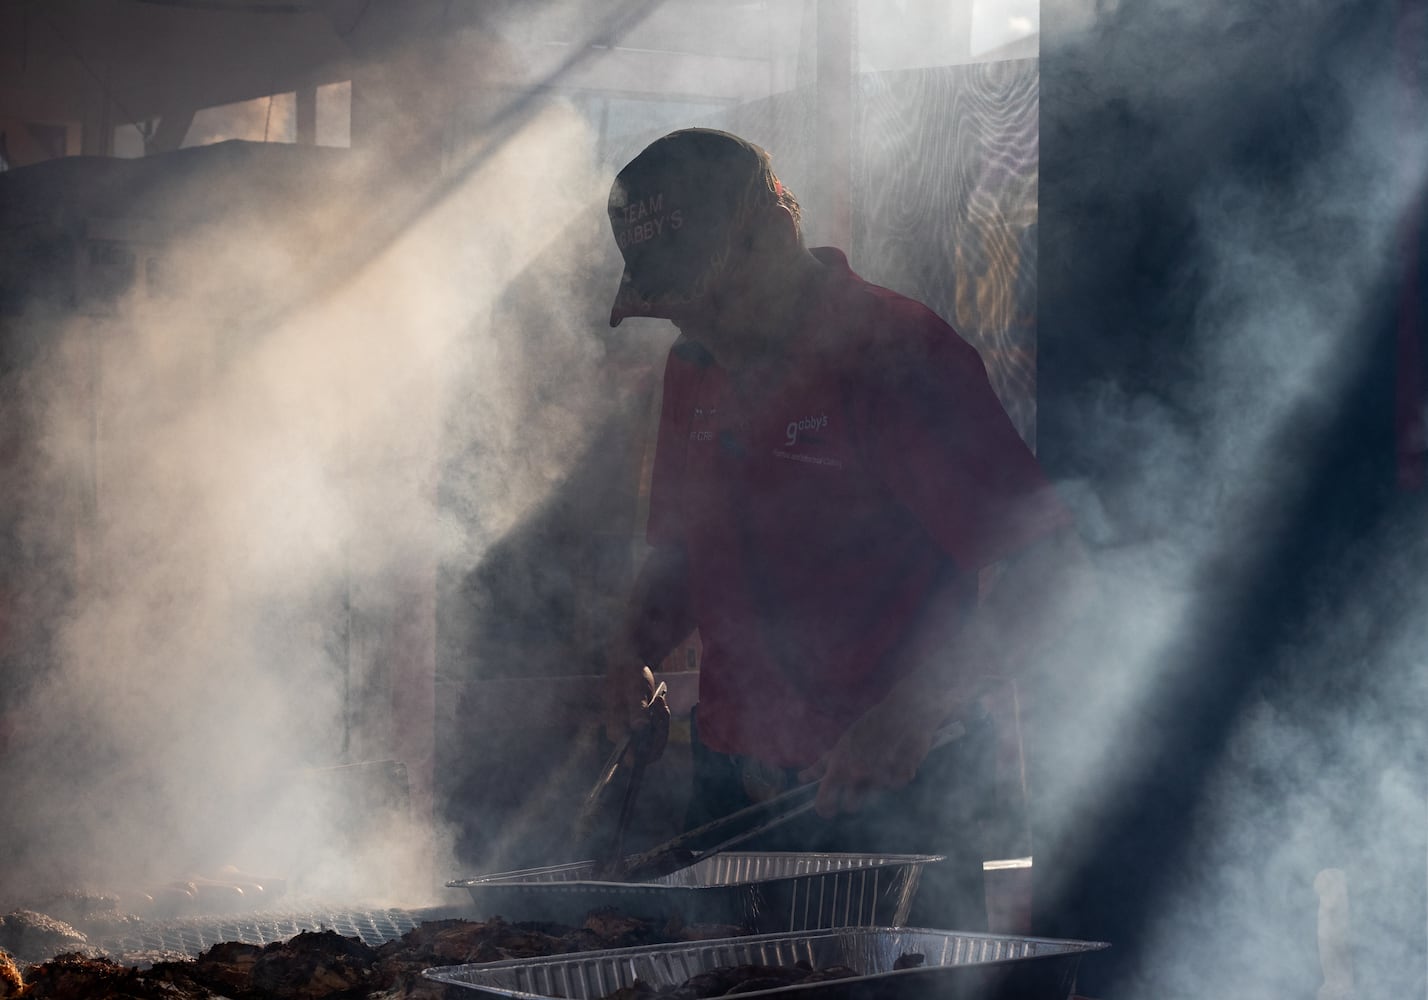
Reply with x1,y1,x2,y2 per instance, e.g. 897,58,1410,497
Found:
88,904,473,959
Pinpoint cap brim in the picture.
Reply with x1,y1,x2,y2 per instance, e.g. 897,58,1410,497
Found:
608,268,640,327
608,267,681,327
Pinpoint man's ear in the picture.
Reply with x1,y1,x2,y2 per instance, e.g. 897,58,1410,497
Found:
740,203,799,259
761,203,799,249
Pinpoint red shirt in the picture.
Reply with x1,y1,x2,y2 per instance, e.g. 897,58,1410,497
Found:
648,248,1069,767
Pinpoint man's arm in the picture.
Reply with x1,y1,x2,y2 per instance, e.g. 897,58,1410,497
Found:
801,523,1093,816
603,542,696,743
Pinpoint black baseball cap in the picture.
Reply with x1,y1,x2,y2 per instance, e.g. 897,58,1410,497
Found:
607,128,782,327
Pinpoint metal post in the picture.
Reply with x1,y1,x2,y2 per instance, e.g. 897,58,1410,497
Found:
296,86,318,146
815,0,854,251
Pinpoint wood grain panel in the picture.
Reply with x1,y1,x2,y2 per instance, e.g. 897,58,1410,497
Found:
854,58,1039,445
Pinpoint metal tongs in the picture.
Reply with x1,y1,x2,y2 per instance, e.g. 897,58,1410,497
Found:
610,718,969,882
573,668,669,877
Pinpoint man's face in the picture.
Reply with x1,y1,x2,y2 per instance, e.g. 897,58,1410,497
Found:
646,227,748,342
610,192,789,364
610,216,745,327
607,174,728,321
679,210,787,345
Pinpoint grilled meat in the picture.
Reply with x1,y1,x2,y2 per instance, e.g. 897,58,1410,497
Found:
249,930,378,999
15,953,224,999
0,949,22,998
0,911,94,966
9,908,769,1000
580,908,665,949
154,940,265,996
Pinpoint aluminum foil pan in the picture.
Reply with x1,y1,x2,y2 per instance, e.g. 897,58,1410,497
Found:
447,852,941,933
423,926,1110,1000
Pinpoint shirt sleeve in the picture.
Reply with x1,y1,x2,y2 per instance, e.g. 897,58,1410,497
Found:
859,311,1072,571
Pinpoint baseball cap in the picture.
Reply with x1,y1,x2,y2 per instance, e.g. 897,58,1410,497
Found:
607,128,782,327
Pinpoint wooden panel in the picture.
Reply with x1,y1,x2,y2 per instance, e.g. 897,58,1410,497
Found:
854,59,1040,444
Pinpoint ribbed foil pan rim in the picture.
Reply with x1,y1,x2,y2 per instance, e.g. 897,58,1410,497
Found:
423,925,1111,1000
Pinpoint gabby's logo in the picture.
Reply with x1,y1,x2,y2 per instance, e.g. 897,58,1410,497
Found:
612,191,685,251
784,413,828,446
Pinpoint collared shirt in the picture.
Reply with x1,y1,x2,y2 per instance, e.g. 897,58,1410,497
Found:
648,247,1069,767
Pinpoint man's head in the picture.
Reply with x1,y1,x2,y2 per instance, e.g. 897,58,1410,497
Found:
606,128,802,328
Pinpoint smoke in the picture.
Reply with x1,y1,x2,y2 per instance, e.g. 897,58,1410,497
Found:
0,81,618,909
1031,1,1427,995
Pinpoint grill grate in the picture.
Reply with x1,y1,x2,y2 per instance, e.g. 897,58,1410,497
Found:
90,905,471,959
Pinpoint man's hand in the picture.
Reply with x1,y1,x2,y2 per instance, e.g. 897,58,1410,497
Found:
603,658,670,764
603,645,648,746
604,544,691,750
798,692,949,818
634,667,671,764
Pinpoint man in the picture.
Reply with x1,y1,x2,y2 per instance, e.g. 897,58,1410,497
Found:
603,128,1085,930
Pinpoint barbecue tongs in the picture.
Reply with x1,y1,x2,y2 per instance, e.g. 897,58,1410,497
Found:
609,718,969,882
572,668,669,876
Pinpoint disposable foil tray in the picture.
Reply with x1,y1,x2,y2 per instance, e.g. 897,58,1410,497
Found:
423,926,1110,1000
447,853,941,933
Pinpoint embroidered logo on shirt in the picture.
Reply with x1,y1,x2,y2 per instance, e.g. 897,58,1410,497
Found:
689,405,718,442
772,448,843,469
784,414,829,446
